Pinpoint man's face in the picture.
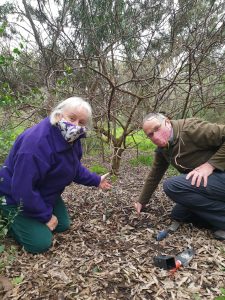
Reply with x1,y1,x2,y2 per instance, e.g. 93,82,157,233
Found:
143,117,171,147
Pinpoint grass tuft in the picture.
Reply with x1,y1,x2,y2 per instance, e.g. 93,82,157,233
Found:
89,164,108,175
129,155,153,167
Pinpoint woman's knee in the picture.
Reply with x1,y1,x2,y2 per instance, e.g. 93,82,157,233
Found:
11,225,53,254
23,237,52,254
55,219,71,233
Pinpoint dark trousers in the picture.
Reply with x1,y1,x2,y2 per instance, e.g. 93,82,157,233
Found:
163,172,225,230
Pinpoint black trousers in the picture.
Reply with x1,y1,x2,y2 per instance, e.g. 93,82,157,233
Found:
163,172,225,230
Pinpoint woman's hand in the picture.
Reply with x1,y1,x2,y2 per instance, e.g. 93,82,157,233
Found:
99,173,112,190
186,162,215,187
46,214,58,231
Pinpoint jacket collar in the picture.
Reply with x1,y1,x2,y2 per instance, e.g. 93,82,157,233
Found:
50,123,73,152
170,120,180,146
49,121,85,152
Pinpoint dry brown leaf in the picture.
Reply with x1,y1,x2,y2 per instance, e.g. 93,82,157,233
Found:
0,276,13,291
1,155,225,299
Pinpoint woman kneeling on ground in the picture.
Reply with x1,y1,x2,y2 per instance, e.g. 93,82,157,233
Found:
0,96,111,254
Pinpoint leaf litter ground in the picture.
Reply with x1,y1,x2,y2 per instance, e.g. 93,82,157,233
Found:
1,154,225,299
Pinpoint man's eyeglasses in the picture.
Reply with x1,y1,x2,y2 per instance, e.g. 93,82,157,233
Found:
146,122,163,138
147,125,161,138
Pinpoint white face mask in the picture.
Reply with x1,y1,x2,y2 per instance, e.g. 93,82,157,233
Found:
56,119,87,143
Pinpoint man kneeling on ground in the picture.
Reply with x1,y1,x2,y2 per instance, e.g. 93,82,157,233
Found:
134,112,225,240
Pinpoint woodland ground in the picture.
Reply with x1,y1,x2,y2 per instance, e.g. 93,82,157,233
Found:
0,152,225,300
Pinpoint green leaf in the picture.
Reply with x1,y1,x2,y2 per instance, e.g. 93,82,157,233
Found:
13,48,21,55
215,289,225,300
56,78,67,85
92,266,102,273
12,276,23,285
0,55,5,64
2,82,9,88
3,228,8,235
0,245,5,253
8,56,14,62
65,66,73,74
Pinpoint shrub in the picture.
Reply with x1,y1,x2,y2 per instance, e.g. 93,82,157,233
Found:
0,197,20,244
0,127,24,164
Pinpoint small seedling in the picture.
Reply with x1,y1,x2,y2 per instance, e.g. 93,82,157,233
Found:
12,275,24,285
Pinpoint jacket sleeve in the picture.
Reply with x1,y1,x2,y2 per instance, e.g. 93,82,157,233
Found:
11,153,53,223
187,119,225,171
208,142,225,171
74,162,101,187
138,151,169,205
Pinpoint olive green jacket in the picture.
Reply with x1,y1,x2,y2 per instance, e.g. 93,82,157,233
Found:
138,118,225,205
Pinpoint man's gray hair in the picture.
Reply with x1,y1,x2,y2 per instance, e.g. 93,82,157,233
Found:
143,112,166,124
50,96,92,126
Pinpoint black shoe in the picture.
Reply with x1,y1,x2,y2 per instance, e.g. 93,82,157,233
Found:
213,230,225,240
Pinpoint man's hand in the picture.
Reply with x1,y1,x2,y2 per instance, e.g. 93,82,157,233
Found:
46,214,58,231
186,162,215,187
134,202,144,214
99,173,112,190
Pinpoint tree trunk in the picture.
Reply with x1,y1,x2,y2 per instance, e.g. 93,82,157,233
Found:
111,147,125,175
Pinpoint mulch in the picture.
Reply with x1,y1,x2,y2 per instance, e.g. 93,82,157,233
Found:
0,153,225,299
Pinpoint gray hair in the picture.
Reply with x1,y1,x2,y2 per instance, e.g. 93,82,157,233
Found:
143,112,166,124
50,96,92,126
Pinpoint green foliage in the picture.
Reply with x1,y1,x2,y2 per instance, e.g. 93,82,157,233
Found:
89,164,108,175
0,203,19,241
115,128,155,151
192,294,201,300
12,275,24,285
0,21,7,36
0,127,24,163
129,155,179,178
82,134,111,157
0,82,15,107
0,245,17,274
219,247,225,256
0,197,21,255
129,155,153,167
166,166,179,177
199,108,225,124
0,208,19,275
215,288,225,300
0,244,5,254
83,130,155,172
12,48,21,55
92,265,102,273
0,215,8,239
65,65,73,75
110,174,118,183
127,133,155,151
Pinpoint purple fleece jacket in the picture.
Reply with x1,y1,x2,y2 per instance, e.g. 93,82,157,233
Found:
0,117,101,222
